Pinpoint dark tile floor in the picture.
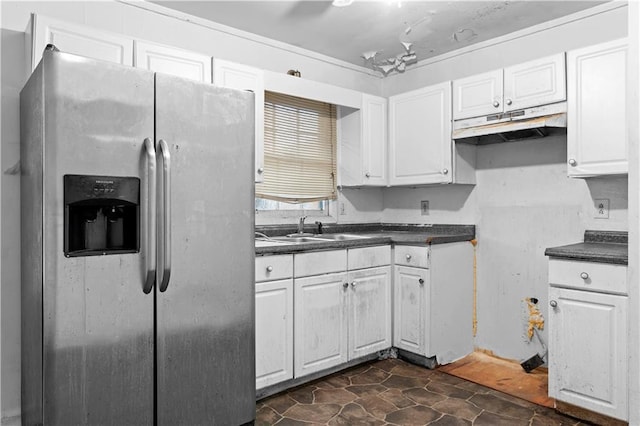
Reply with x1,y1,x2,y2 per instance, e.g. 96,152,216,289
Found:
255,358,590,425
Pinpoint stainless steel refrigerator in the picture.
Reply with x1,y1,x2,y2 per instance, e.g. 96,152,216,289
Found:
21,48,255,425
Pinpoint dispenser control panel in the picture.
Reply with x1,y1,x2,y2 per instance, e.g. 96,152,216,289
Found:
64,175,140,257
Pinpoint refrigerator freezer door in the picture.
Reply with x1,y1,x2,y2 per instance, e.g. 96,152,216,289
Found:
154,74,256,425
32,52,156,425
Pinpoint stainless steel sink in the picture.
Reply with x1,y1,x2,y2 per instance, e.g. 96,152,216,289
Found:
316,234,370,241
255,239,295,247
270,236,328,243
255,232,372,246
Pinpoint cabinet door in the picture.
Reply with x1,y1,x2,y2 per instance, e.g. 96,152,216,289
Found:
294,272,348,377
361,95,388,186
30,14,133,70
255,279,293,390
213,59,265,183
452,69,503,120
389,82,452,186
548,287,628,421
567,39,627,177
134,40,211,83
393,266,428,355
348,266,391,359
503,53,566,112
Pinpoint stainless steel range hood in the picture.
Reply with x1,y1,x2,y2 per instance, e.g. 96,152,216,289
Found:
453,102,567,144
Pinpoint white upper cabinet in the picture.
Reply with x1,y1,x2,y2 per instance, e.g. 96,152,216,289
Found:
453,53,566,120
452,70,503,120
566,39,627,177
361,95,388,186
389,81,452,186
503,53,566,112
134,40,211,83
29,14,133,69
339,95,388,187
213,59,265,183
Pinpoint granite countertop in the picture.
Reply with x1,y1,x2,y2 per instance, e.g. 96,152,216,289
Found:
255,224,476,255
544,230,628,265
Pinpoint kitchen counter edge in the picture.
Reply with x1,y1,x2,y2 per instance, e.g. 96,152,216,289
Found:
255,232,476,255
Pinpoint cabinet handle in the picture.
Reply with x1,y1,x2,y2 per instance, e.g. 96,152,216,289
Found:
442,168,449,175
406,254,412,261
418,278,424,285
257,167,264,174
580,272,589,280
365,172,371,178
493,100,500,108
266,266,273,272
351,281,356,288
343,282,349,289
569,159,577,167
550,300,558,308
506,98,513,106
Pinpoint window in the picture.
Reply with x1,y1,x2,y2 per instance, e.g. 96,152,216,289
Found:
256,92,337,211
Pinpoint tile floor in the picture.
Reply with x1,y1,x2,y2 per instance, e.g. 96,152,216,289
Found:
255,358,589,425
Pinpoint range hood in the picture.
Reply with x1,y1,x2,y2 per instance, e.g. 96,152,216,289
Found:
452,102,567,144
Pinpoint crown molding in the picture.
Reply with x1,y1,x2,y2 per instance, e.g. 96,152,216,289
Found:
116,0,382,78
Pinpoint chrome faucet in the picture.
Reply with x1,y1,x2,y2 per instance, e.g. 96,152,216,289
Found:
297,216,307,234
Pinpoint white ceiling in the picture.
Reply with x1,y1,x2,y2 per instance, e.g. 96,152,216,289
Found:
151,1,608,72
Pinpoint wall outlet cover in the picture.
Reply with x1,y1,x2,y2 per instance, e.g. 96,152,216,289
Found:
421,200,429,216
594,198,610,219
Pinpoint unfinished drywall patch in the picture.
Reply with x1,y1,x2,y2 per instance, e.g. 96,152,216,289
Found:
523,297,544,341
453,28,478,43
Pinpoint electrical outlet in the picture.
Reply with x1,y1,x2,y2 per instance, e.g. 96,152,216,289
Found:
421,200,429,216
339,202,346,215
594,198,610,219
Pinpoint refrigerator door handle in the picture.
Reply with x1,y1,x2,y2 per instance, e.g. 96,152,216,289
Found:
143,138,157,294
158,139,172,292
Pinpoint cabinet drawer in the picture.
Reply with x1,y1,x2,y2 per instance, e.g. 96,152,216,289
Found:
255,254,293,282
394,246,430,268
294,250,347,277
348,246,391,270
549,259,627,295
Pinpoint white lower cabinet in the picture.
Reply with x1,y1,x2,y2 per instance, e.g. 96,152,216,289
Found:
256,242,466,389
394,265,428,355
294,272,349,377
293,246,392,378
349,266,392,359
255,279,293,390
255,254,294,391
548,260,628,421
393,242,474,365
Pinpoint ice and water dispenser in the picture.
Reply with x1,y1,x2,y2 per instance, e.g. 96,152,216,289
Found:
64,175,140,257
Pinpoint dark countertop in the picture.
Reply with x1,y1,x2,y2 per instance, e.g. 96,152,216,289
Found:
255,224,476,255
544,230,628,265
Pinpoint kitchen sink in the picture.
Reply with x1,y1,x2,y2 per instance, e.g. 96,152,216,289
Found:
269,236,328,243
316,234,370,241
255,233,372,246
255,239,296,247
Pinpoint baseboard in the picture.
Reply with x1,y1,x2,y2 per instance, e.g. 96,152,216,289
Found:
555,400,628,426
1,414,21,426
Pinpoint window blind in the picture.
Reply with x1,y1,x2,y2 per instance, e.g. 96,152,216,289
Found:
256,91,337,203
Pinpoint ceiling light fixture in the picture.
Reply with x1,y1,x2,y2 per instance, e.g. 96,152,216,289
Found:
332,0,353,7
